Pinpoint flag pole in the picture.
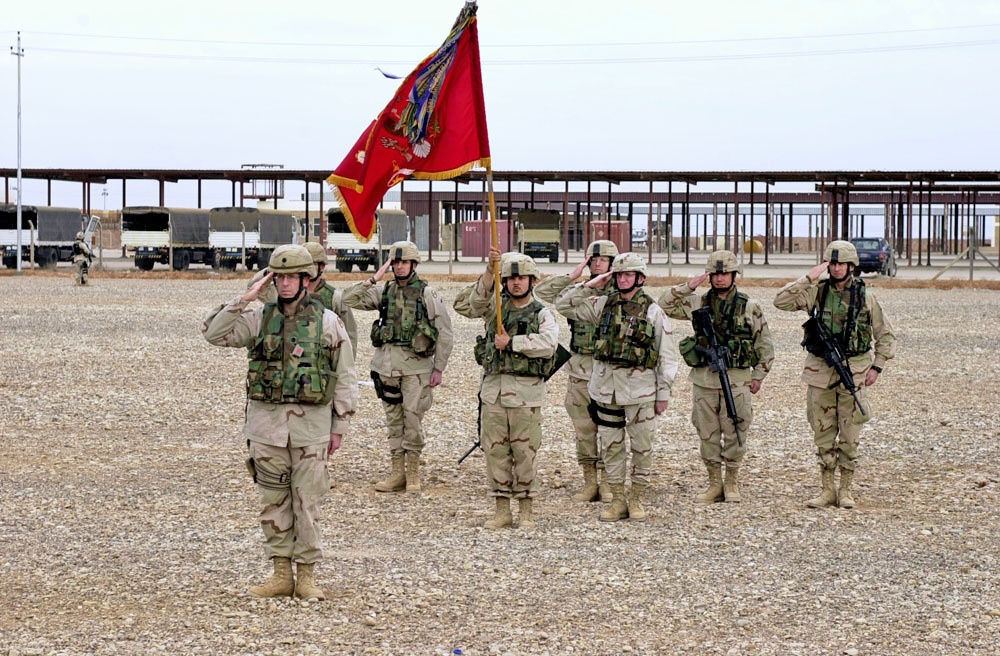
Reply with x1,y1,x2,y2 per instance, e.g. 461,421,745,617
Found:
485,163,503,330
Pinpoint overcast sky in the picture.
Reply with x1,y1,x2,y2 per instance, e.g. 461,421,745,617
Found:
3,0,1000,208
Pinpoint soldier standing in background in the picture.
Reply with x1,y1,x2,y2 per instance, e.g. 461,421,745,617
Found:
535,240,619,504
454,249,559,530
202,244,357,600
659,250,775,503
343,241,453,494
773,240,895,509
72,231,92,285
556,253,679,523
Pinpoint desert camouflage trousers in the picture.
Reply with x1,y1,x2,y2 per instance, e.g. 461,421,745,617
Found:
692,383,753,465
248,441,328,564
806,384,871,471
381,372,434,455
565,377,604,469
480,402,541,499
596,401,657,487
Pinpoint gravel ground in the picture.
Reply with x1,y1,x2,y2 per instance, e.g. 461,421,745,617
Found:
1,271,998,656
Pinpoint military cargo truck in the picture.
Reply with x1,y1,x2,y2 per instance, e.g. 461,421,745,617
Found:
0,204,88,269
209,207,302,270
327,207,409,272
121,207,213,271
517,209,561,263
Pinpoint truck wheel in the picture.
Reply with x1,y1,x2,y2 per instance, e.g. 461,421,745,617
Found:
358,262,369,272
2,256,16,269
172,250,191,271
136,258,155,271
549,248,559,263
38,247,59,269
337,260,351,273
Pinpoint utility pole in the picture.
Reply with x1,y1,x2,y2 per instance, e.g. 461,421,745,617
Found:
10,32,24,274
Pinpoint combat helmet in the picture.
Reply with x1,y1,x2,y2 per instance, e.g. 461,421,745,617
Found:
268,244,317,278
705,250,741,275
611,252,647,275
389,241,420,262
303,241,328,266
501,253,540,279
824,240,859,266
586,240,619,259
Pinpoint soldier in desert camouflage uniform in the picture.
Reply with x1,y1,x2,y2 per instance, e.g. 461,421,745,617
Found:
249,241,358,352
773,240,895,509
343,241,453,493
556,252,679,522
203,244,358,600
659,250,775,504
454,248,559,530
72,231,92,285
535,240,619,504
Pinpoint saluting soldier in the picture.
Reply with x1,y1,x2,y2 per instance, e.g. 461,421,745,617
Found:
773,240,895,509
203,244,358,600
659,250,775,503
535,240,619,504
454,249,559,530
556,252,679,523
343,240,453,493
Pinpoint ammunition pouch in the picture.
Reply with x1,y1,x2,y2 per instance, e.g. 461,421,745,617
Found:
588,400,627,428
370,320,391,347
251,459,292,491
679,335,703,367
410,321,438,357
371,371,403,405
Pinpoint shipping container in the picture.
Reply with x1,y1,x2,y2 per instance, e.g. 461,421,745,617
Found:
462,220,513,258
589,221,631,255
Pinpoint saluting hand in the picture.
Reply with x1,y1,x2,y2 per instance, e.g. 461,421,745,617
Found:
807,261,829,282
585,271,613,289
242,271,273,303
688,272,710,290
372,259,392,283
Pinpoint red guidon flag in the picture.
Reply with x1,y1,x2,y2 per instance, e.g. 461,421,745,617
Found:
327,2,491,242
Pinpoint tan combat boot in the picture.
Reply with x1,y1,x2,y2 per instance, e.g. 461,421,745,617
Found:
250,556,294,598
723,464,742,503
571,464,600,502
374,454,406,492
405,452,422,493
838,467,856,509
695,463,725,504
627,483,647,522
518,497,536,530
598,467,612,503
599,484,629,522
485,497,513,529
806,467,838,508
294,562,326,601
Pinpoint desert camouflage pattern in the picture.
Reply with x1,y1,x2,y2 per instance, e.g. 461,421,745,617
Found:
203,295,358,565
536,273,608,466
691,383,754,463
246,272,358,352
343,277,454,377
343,276,453,457
454,272,558,499
249,441,328,562
774,274,895,470
660,282,774,465
556,283,679,487
73,237,92,281
596,401,657,487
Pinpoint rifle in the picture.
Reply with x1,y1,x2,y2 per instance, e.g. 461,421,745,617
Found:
801,314,867,416
691,306,744,447
458,344,571,464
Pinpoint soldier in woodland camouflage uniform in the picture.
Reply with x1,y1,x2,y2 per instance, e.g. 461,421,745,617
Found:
556,252,679,522
249,241,358,352
343,241,453,493
535,240,619,503
773,240,895,509
454,248,559,530
203,244,358,600
72,231,92,285
659,250,775,503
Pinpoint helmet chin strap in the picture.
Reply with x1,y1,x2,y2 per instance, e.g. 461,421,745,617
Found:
505,279,534,299
614,274,642,295
276,275,307,307
828,265,852,283
393,264,415,284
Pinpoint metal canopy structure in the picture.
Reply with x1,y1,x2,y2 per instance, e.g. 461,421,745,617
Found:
2,167,998,267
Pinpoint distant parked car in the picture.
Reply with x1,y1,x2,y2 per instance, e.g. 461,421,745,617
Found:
850,237,897,277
